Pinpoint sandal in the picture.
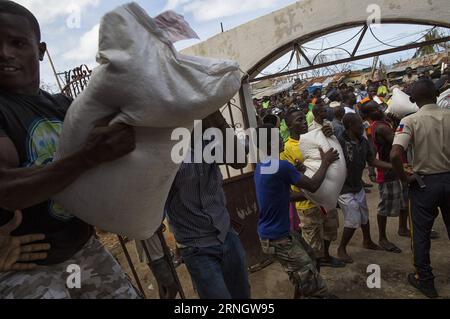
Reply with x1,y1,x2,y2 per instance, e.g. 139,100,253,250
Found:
379,241,402,253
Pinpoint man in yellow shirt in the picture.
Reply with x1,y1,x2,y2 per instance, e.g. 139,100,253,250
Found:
377,79,389,98
281,108,345,268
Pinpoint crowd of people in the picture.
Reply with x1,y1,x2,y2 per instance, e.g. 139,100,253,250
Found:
251,69,449,299
0,1,449,300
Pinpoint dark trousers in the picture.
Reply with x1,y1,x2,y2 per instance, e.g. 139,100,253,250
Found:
409,172,450,281
179,231,251,299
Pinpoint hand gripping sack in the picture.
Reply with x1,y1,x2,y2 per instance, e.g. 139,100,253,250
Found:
299,129,347,213
386,88,419,118
53,3,241,239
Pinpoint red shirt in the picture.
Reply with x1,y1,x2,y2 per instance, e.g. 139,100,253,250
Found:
371,120,404,184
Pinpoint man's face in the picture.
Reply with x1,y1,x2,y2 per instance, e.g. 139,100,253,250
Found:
284,97,292,106
347,94,357,106
289,111,308,135
0,13,45,94
302,91,309,99
313,103,327,122
369,88,377,98
350,116,364,138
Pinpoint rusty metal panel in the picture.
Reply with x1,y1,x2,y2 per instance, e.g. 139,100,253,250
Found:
222,172,271,271
61,65,92,99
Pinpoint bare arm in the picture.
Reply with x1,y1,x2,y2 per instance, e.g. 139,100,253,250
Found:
390,145,413,184
0,124,135,211
369,124,395,171
368,158,392,170
0,138,92,211
290,191,307,202
294,148,339,193
375,124,394,145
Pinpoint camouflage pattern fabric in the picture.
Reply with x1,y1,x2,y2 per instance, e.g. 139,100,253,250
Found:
261,231,329,298
0,237,141,299
298,207,339,258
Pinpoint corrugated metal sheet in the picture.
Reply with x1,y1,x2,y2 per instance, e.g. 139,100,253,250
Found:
387,52,449,74
252,52,449,98
252,81,294,99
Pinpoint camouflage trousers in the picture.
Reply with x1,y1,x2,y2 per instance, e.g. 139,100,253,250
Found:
298,207,339,258
0,237,141,299
261,231,329,298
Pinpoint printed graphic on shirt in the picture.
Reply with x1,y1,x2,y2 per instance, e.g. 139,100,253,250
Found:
25,118,73,221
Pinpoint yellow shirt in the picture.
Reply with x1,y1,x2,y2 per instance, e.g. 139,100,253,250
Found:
377,85,388,96
280,138,316,211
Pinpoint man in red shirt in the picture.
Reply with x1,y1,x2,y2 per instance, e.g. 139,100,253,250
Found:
360,102,408,253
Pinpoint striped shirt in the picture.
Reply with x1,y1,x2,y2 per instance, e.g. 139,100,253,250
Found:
165,161,231,248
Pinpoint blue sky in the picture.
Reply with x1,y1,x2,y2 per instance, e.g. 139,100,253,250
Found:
13,0,449,90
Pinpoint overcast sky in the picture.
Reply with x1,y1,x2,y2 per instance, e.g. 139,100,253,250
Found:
12,0,448,90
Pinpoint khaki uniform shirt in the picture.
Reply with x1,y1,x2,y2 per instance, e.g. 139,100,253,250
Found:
393,104,450,174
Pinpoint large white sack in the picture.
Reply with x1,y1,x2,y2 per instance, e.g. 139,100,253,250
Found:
386,88,419,118
299,129,347,213
53,2,241,239
438,89,450,109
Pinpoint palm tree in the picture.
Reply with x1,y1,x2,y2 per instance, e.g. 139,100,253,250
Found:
413,29,445,58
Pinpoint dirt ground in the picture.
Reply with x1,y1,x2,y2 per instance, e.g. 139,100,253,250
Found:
100,172,449,299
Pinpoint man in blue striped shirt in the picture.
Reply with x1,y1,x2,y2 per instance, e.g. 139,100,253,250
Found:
165,111,251,299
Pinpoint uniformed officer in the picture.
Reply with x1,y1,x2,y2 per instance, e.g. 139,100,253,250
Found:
390,79,450,298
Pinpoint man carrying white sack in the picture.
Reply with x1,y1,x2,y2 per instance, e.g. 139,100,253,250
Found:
336,114,390,263
0,1,140,299
300,100,341,268
165,111,251,299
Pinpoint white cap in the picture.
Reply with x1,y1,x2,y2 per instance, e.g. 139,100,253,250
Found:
329,101,341,108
